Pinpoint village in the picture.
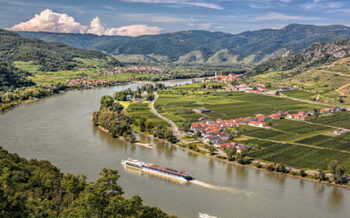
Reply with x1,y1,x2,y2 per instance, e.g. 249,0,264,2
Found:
190,105,345,152
66,76,120,87
205,72,299,94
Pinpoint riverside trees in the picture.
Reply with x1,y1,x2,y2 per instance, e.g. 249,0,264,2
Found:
0,147,171,217
328,160,346,184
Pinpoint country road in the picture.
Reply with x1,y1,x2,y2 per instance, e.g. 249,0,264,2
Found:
150,93,180,138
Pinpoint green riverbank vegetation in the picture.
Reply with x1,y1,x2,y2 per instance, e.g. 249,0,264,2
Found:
0,147,173,217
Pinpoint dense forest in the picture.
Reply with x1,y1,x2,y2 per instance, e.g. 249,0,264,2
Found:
92,95,134,140
0,61,34,91
0,147,172,217
0,29,121,72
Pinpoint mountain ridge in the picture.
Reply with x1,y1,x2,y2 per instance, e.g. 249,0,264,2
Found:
17,24,350,65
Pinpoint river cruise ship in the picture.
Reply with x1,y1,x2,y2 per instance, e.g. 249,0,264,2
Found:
121,158,194,182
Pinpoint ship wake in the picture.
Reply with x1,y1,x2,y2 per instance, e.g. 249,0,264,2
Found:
190,180,251,196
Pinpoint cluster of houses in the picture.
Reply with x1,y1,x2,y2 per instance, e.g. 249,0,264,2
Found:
206,73,241,83
225,83,278,94
66,77,119,87
285,107,343,121
190,105,345,149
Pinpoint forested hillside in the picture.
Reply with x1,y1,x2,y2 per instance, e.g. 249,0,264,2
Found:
18,24,350,65
0,29,121,72
0,147,172,217
0,61,33,91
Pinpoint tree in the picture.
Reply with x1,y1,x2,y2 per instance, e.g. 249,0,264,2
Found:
224,147,236,161
208,145,216,155
236,153,245,164
147,94,155,101
276,163,287,173
110,102,124,113
139,118,146,132
335,165,345,184
328,160,339,175
100,95,114,109
317,169,326,181
145,119,153,132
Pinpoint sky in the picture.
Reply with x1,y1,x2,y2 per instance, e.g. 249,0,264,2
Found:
1,0,350,36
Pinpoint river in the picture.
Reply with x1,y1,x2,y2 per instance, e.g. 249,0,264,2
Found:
0,79,349,218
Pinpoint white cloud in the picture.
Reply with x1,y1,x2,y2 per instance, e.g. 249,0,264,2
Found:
122,0,223,10
10,9,162,37
254,12,321,21
303,0,342,10
87,17,106,35
121,14,188,23
10,9,88,33
115,25,163,36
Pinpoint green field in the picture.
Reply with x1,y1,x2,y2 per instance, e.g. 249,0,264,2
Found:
296,133,350,151
249,142,350,172
283,90,316,99
127,102,170,129
13,60,150,85
307,111,350,129
155,86,324,127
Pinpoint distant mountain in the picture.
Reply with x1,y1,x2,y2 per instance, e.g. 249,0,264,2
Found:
18,24,350,65
250,37,350,77
0,29,121,72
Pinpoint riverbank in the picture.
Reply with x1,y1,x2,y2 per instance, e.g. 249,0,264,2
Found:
108,122,350,190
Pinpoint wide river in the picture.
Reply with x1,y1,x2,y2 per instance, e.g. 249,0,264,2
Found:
0,79,349,218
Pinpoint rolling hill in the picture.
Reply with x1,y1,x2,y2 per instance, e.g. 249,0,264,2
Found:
18,24,350,65
0,29,121,72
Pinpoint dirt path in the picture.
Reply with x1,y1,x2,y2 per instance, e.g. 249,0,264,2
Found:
150,93,180,139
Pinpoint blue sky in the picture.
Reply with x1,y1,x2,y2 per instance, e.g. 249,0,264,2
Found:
1,0,350,36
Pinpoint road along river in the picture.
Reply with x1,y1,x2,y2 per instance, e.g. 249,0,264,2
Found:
0,79,349,218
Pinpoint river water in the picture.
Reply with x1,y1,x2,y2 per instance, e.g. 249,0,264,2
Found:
0,79,349,218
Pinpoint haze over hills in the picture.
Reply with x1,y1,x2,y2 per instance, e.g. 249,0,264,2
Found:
18,24,350,65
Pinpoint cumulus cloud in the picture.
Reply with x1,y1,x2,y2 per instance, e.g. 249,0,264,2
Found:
10,9,87,33
10,9,162,37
